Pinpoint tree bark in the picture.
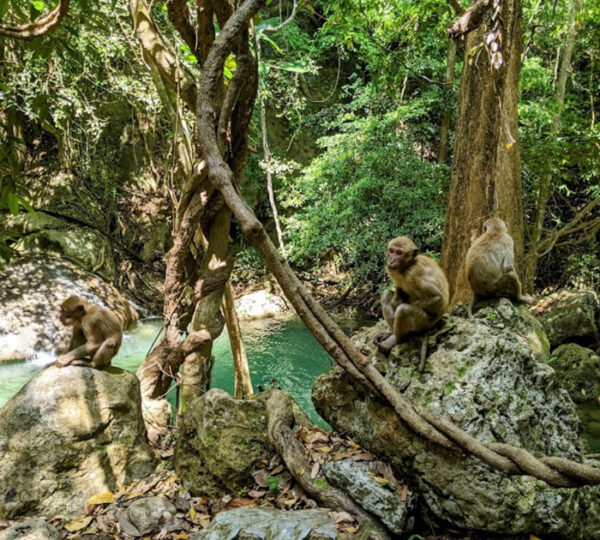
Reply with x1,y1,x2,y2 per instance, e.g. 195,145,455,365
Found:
524,0,581,290
438,39,457,164
223,284,254,398
442,0,525,304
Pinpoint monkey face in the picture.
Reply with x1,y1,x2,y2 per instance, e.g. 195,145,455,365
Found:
387,237,419,271
60,296,86,326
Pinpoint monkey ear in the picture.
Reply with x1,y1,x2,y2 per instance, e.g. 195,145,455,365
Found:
412,248,420,258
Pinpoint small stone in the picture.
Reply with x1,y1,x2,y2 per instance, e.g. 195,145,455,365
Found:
127,497,176,534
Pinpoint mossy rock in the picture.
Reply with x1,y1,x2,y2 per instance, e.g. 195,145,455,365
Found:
550,343,600,403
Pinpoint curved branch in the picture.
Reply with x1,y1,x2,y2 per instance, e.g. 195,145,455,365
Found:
448,0,491,40
0,0,70,39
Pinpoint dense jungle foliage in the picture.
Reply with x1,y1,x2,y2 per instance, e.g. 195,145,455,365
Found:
1,0,599,297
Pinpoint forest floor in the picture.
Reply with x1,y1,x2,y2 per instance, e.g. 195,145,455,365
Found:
45,425,406,539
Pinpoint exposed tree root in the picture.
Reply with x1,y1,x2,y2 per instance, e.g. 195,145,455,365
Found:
265,390,390,540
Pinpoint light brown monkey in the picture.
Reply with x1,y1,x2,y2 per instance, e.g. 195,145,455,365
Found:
56,295,123,369
465,217,535,317
375,237,450,365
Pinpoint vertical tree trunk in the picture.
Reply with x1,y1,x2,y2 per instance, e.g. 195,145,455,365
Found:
442,0,525,304
223,284,254,397
438,38,457,164
180,207,234,412
524,0,580,290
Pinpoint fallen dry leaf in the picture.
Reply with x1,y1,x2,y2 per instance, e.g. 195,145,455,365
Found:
87,491,115,505
310,462,320,479
64,516,93,532
248,489,268,498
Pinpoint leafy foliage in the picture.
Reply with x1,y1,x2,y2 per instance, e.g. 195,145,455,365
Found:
281,105,447,284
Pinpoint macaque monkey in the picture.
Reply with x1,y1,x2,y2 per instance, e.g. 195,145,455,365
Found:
375,237,450,367
465,217,536,317
56,295,123,369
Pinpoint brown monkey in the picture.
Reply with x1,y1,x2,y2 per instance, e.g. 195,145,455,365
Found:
465,217,535,317
56,295,123,369
375,237,450,364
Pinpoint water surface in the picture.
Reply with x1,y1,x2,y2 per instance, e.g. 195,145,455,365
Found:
0,318,333,425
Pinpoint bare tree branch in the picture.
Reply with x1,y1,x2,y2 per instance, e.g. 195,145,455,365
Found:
448,0,492,40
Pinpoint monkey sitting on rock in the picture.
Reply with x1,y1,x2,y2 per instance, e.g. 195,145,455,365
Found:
465,217,536,317
55,295,123,369
374,237,449,367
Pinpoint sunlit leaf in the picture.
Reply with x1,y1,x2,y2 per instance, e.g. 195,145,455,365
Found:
87,491,115,505
64,516,93,532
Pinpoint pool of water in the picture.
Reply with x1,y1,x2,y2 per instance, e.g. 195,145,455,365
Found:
0,317,334,426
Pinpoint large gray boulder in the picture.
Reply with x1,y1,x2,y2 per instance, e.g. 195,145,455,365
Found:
313,299,600,539
234,290,290,320
190,508,338,540
537,290,600,348
0,256,139,362
0,518,59,540
0,366,155,519
0,212,117,280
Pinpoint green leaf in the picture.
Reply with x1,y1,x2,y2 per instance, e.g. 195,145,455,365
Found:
0,0,9,18
32,0,45,11
184,54,198,64
258,33,283,54
7,192,19,215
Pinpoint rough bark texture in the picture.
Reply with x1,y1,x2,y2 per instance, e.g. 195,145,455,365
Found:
130,0,254,404
438,39,457,164
223,284,254,398
442,0,525,304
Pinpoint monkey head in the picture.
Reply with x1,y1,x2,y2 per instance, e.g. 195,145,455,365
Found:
386,237,420,272
482,217,507,234
59,296,88,327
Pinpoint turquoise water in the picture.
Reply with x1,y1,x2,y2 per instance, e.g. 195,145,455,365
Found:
0,318,333,425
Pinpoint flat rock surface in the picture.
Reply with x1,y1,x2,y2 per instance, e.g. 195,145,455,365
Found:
190,508,338,540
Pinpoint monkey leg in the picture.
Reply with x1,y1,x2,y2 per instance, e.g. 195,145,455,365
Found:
376,334,397,356
393,304,431,340
91,338,119,369
381,289,396,331
468,294,482,318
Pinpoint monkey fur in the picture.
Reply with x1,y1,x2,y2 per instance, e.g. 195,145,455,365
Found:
375,236,449,362
465,217,535,317
56,295,123,369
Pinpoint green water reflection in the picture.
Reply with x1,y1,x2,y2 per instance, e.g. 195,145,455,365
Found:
0,318,333,426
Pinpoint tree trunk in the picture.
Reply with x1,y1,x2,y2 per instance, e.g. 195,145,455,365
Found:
438,38,457,164
442,0,525,304
223,284,254,398
524,0,581,290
